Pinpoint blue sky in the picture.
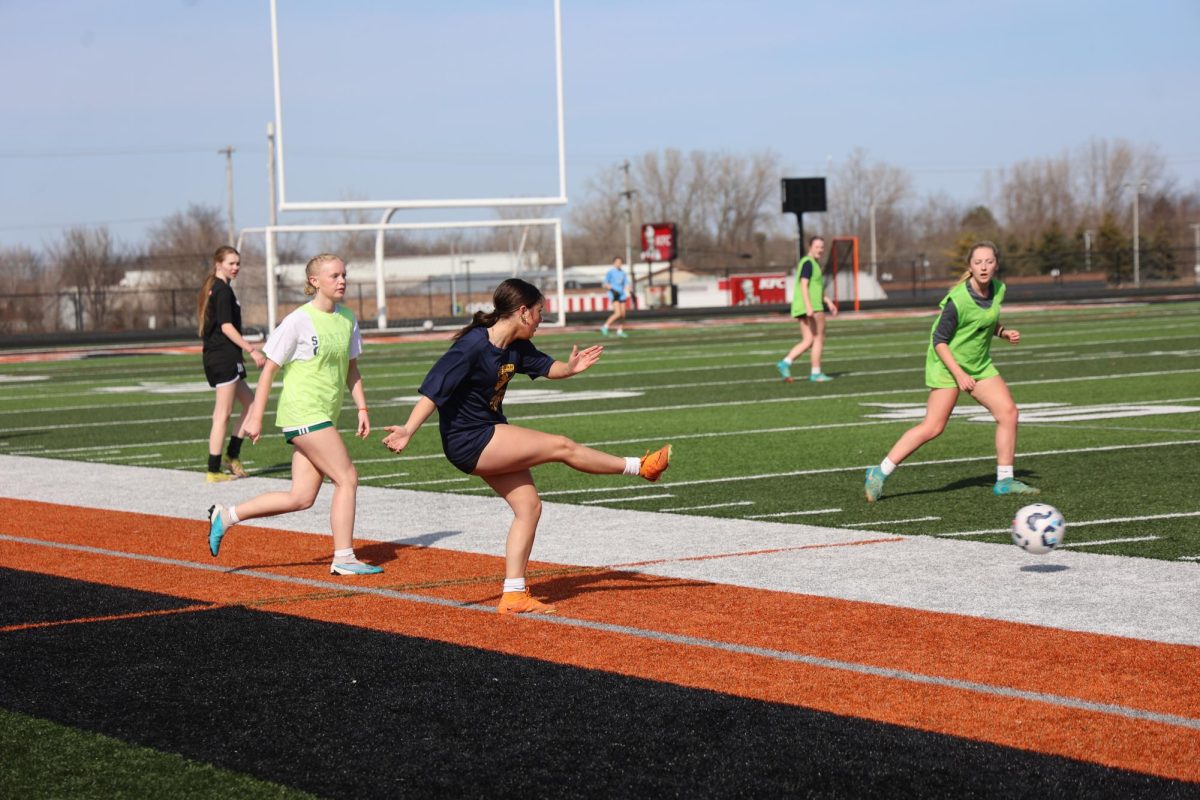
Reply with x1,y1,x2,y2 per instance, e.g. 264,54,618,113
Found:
3,0,1198,252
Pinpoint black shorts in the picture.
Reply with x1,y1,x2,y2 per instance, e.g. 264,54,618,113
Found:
441,425,497,474
203,352,246,388
610,290,627,304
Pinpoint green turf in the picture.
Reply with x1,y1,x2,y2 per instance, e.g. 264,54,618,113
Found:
1,300,1198,561
0,707,315,799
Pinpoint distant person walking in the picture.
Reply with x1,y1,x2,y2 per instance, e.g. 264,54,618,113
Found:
199,245,266,482
777,236,837,382
864,241,1038,502
382,278,671,614
207,253,383,576
600,256,631,337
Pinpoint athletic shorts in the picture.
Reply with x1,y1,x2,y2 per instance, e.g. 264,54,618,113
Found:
203,352,246,388
925,361,999,389
441,425,497,474
610,290,628,304
283,420,334,444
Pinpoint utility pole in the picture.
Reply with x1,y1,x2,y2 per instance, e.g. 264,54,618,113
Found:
620,159,639,305
1125,179,1147,287
219,146,236,246
1083,229,1093,272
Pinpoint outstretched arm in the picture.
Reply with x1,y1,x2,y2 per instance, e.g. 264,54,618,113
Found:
381,395,437,454
547,344,603,379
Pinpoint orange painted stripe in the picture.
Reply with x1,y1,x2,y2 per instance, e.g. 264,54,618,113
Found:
0,604,219,633
1,498,1198,782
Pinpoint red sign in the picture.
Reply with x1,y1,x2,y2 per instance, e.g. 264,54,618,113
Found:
640,222,677,262
718,273,789,306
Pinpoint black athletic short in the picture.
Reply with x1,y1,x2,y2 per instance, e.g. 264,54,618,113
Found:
203,352,246,388
441,425,497,474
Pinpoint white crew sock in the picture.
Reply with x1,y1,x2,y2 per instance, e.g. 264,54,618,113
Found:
503,577,526,594
811,366,821,375
225,505,241,526
880,457,897,476
997,465,1014,481
333,547,356,563
782,357,794,365
623,457,640,476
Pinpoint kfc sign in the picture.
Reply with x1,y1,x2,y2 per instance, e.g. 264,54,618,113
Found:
719,273,789,305
641,222,677,262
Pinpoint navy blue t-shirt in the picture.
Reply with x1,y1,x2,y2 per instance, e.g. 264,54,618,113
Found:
419,326,555,472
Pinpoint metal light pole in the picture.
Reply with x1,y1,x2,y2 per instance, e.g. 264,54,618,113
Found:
1083,229,1093,272
1125,180,1148,287
219,146,236,246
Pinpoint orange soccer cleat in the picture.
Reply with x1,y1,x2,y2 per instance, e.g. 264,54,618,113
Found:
639,444,672,482
497,589,557,615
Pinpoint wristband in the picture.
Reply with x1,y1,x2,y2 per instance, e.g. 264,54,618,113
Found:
358,407,369,412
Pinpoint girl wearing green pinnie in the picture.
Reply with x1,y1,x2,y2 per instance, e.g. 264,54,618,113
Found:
206,253,382,575
864,241,1038,502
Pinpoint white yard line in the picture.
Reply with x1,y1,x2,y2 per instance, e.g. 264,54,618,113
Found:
660,501,756,512
1062,536,1163,548
579,494,675,505
746,508,842,519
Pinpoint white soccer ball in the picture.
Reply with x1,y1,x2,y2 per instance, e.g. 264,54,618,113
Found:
1011,503,1066,555
422,319,434,332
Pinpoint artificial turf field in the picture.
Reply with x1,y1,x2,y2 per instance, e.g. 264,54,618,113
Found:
1,300,1198,797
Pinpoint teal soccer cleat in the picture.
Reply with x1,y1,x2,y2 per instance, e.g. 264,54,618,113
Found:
330,560,385,576
864,466,887,503
776,360,792,381
207,504,227,557
809,372,833,382
993,478,1040,496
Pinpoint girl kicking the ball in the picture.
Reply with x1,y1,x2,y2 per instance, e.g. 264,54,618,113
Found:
206,253,382,576
864,241,1038,502
381,278,671,615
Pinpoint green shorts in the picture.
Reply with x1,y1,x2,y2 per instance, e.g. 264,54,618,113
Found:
283,420,334,444
925,361,999,389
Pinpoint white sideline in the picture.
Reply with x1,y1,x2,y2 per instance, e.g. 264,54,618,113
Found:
4,454,1198,647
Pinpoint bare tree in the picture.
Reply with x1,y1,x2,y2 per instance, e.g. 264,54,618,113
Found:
825,148,914,269
0,246,49,333
565,164,627,265
144,204,226,285
48,227,127,331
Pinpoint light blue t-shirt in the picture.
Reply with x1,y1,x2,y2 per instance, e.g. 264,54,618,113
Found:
604,266,630,300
